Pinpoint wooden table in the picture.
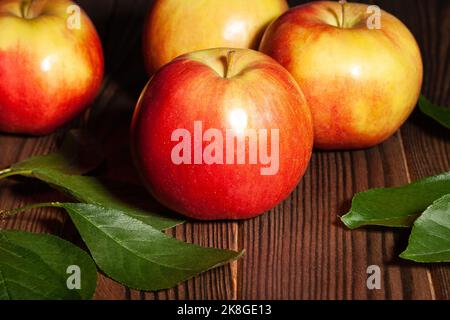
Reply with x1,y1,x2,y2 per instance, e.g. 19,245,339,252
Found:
0,0,448,300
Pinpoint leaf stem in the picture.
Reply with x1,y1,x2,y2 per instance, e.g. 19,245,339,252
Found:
0,168,33,180
0,168,12,177
0,202,63,219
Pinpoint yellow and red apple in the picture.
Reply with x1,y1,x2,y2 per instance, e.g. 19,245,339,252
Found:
143,0,288,74
132,48,313,220
260,1,423,149
0,0,103,135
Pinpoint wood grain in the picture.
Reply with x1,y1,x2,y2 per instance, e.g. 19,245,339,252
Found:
238,134,435,299
385,0,450,300
0,0,448,300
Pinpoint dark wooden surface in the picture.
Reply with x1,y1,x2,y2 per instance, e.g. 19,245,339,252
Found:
0,0,449,300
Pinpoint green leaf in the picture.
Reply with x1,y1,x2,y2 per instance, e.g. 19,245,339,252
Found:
62,203,243,291
12,129,105,175
419,95,450,129
0,130,183,230
32,169,183,231
0,230,97,300
341,172,450,229
400,194,450,263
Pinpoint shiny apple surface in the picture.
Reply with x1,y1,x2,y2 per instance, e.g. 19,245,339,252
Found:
0,0,104,135
132,48,313,220
260,1,423,149
143,0,288,74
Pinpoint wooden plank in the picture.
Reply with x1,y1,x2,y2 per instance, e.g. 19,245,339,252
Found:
238,0,446,300
238,133,434,299
387,0,450,300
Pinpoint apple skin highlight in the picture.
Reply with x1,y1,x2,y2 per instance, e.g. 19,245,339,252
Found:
132,49,313,220
260,1,423,150
0,0,104,135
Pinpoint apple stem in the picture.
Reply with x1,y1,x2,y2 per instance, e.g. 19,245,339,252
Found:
20,0,36,19
339,0,347,28
339,0,347,29
225,50,236,79
26,0,34,18
0,202,63,219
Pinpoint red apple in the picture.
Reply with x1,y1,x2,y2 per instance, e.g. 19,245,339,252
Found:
143,0,289,74
0,0,104,135
260,1,423,149
131,48,313,220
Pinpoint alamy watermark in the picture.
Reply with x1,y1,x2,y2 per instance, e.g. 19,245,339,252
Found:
66,265,81,290
171,119,280,176
366,5,382,30
66,4,81,30
366,265,381,290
